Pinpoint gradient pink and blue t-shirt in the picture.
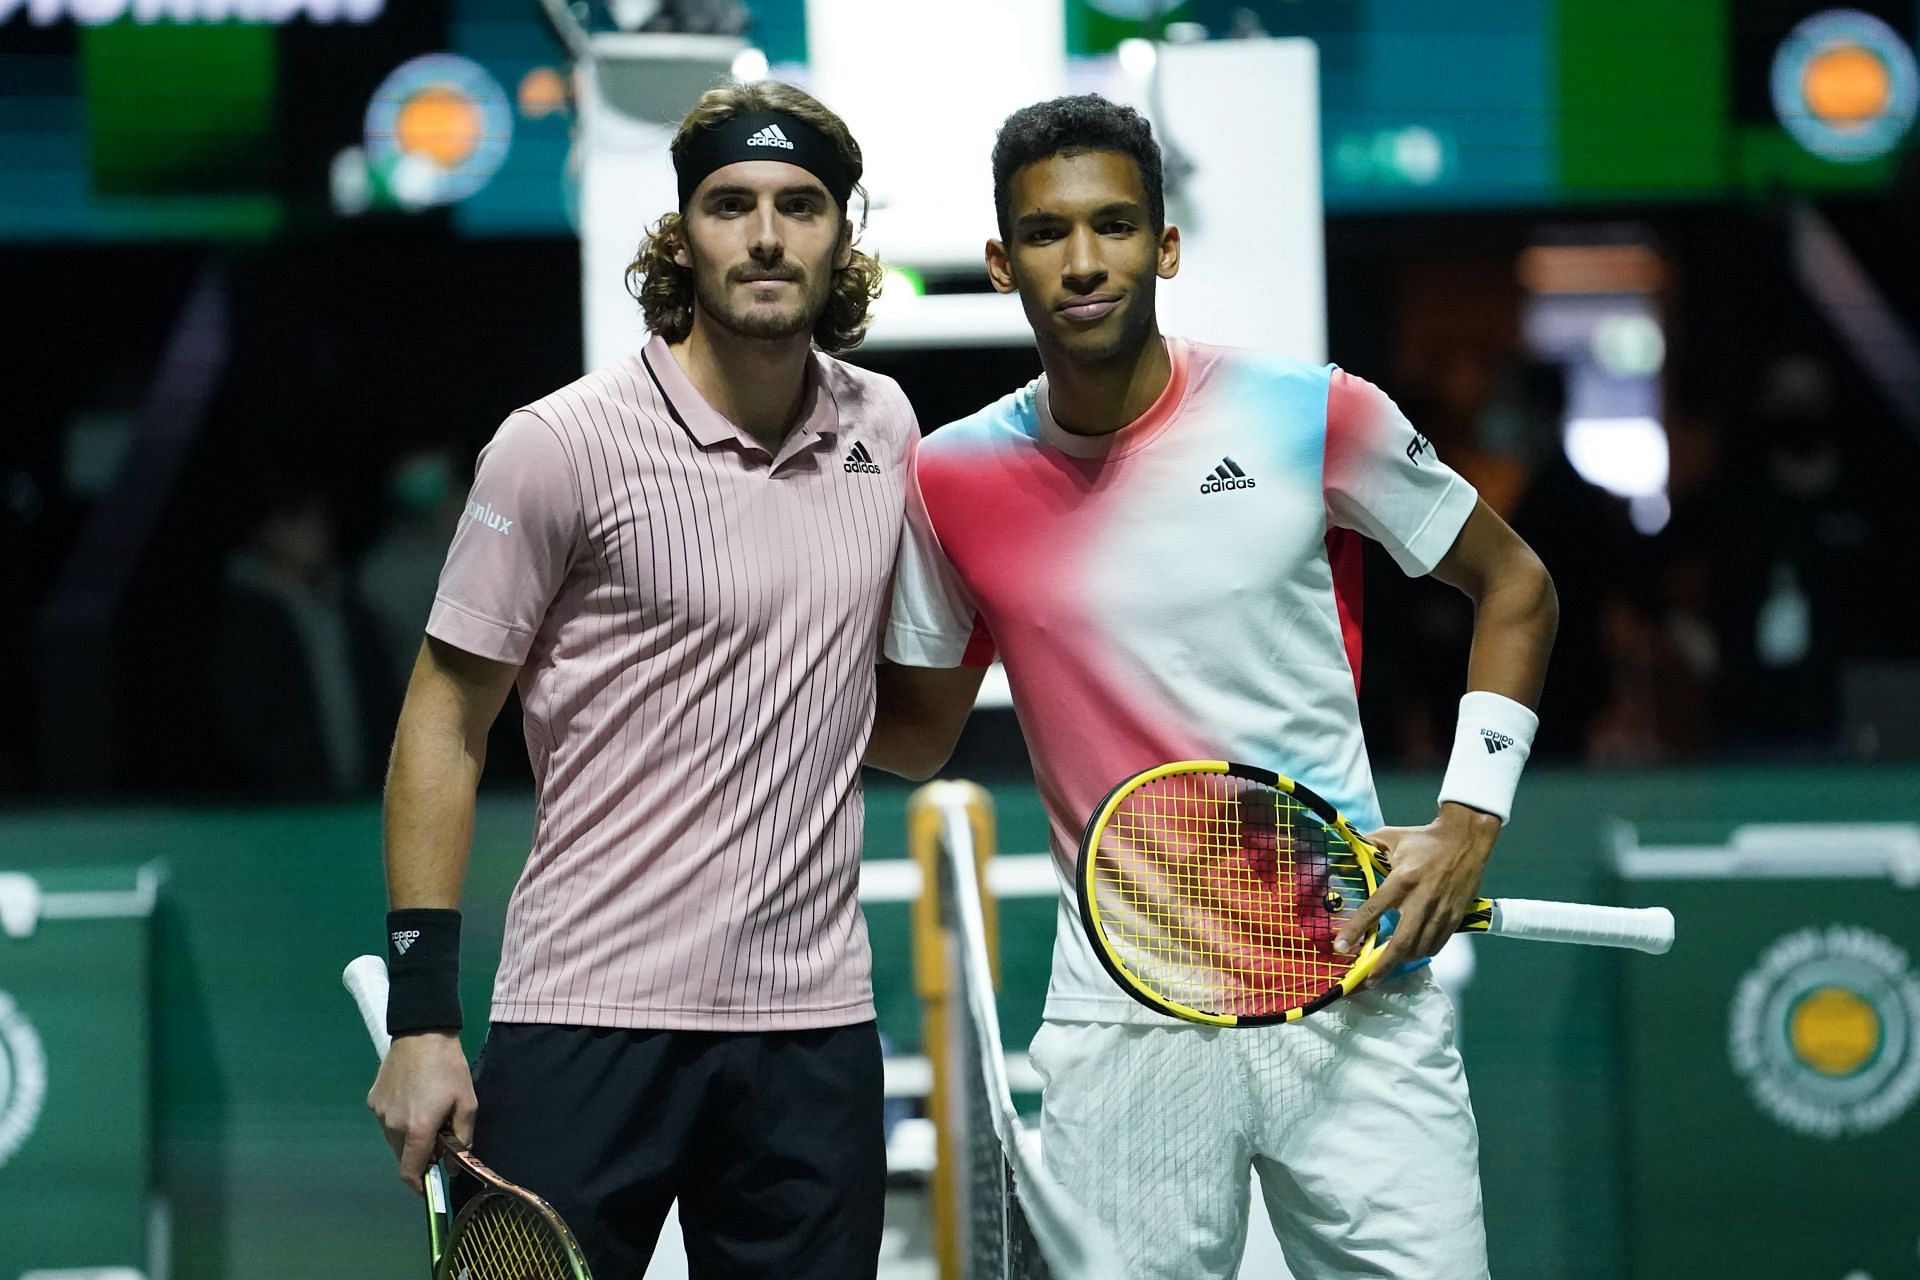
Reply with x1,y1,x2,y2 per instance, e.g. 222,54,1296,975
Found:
885,338,1478,1021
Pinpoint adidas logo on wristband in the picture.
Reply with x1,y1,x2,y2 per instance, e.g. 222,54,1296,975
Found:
391,929,421,955
1480,729,1516,754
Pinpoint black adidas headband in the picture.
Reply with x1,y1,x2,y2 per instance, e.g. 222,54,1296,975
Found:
674,110,862,211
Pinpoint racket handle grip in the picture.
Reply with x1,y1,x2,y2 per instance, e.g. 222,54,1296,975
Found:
1487,899,1675,955
343,954,394,1061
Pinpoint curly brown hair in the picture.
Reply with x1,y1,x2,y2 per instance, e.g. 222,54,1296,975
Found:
625,81,884,353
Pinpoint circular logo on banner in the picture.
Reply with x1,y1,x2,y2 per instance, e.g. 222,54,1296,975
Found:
1729,926,1920,1138
1770,9,1919,162
364,54,514,208
0,989,48,1168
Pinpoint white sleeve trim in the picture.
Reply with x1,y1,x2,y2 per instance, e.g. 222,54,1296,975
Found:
1390,475,1478,577
883,620,971,669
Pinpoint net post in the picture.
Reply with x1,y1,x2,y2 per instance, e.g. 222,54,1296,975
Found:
909,779,999,1280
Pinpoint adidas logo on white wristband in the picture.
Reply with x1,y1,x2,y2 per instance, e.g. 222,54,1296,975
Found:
1480,729,1516,754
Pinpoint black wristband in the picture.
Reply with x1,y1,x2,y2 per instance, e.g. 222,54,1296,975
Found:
386,908,463,1037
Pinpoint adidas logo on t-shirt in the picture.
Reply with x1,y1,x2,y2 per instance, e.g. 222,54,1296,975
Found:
1199,457,1257,494
746,124,795,150
844,441,881,474
1480,729,1516,754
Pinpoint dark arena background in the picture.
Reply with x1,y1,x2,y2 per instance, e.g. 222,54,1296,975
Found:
2,2,1918,1277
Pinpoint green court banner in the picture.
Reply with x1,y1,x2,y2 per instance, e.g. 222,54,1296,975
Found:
0,865,156,1278
0,768,1916,1278
1618,828,1920,1279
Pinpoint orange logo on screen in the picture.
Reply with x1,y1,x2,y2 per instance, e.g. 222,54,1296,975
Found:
395,87,484,168
1790,984,1880,1076
1803,44,1893,125
518,67,569,121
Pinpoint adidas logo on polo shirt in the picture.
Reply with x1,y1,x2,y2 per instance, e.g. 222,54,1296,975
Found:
1481,729,1516,754
746,124,795,150
1199,457,1257,494
844,441,881,474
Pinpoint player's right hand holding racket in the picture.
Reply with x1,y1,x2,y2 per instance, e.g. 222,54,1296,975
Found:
345,955,594,1279
367,1025,477,1191
1330,802,1504,986
1077,761,1674,1027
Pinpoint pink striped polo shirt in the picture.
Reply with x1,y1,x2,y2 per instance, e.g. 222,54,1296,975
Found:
427,333,916,1031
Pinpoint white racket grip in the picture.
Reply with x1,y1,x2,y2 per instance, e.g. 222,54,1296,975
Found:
343,954,394,1061
1487,899,1675,955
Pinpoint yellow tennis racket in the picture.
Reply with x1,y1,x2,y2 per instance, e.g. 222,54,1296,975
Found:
344,956,594,1280
1076,761,1675,1027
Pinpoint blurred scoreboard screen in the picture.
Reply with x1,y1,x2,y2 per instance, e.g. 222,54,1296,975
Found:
0,0,574,239
0,0,1913,242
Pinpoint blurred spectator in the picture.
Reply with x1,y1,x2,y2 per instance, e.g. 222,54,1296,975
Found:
1707,354,1891,753
214,477,397,799
357,444,464,692
1637,397,1727,757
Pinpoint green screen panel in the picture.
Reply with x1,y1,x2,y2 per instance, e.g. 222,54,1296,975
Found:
82,21,278,197
1557,0,1733,195
1065,0,1194,56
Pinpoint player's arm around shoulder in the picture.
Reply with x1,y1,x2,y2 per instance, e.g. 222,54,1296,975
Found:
369,637,519,1191
867,662,987,781
1338,499,1558,980
864,405,990,782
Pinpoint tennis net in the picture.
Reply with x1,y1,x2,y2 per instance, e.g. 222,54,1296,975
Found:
910,781,1120,1280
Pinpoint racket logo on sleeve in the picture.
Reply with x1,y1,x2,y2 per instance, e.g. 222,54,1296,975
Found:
1406,432,1433,464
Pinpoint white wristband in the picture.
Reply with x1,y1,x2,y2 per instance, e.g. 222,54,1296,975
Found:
1436,690,1539,824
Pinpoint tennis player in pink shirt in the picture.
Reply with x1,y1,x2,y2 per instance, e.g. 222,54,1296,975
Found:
869,96,1559,1279
365,81,916,1278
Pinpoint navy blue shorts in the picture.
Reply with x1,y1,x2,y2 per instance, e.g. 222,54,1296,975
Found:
469,1020,886,1280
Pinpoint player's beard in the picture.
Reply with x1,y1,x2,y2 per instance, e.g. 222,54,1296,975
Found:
692,257,834,343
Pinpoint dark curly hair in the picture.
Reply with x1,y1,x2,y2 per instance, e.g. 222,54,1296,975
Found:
625,80,884,353
991,95,1165,240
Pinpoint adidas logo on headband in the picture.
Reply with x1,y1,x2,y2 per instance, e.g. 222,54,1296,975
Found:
746,124,795,151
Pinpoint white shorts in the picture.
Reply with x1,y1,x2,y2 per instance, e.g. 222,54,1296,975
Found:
1028,970,1488,1280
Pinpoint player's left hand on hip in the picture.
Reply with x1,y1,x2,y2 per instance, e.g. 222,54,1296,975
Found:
1336,802,1501,987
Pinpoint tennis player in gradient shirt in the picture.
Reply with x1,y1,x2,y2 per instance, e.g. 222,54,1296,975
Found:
365,81,915,1279
868,96,1558,1279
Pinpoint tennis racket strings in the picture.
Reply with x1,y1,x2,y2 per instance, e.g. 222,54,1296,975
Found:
443,1179,586,1280
1090,769,1370,1019
1080,761,1673,1026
